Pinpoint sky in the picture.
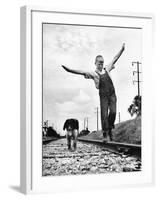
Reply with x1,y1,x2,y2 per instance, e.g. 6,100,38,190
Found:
43,23,142,135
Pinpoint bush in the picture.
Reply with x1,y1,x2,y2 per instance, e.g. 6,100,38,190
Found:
128,95,141,117
46,127,60,138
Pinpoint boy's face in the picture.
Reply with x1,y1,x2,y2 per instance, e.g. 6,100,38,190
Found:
95,56,104,71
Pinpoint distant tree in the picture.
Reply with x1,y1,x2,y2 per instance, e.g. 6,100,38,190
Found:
128,95,141,117
78,128,90,137
47,126,60,138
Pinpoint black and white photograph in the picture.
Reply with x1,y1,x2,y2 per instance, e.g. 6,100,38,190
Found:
42,23,142,176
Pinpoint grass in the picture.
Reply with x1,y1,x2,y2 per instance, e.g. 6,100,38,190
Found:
81,116,141,144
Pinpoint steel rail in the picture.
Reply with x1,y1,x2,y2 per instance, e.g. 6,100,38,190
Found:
43,137,60,144
78,138,141,158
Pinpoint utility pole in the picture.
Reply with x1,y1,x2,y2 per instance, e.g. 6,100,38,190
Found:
95,107,99,131
52,123,54,129
84,117,89,130
132,61,142,96
118,112,121,123
85,117,88,129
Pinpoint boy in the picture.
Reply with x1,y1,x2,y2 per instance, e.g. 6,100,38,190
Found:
62,43,125,141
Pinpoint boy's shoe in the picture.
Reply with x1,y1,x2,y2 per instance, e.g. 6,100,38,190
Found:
68,144,71,150
102,138,108,143
103,131,107,138
102,131,109,143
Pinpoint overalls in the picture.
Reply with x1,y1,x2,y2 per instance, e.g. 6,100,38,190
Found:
98,71,117,137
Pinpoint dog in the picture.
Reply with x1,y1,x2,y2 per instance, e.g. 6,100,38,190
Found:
63,118,79,150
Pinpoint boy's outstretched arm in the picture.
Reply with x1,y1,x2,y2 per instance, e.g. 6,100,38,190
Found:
61,65,85,75
112,43,125,65
61,65,94,79
107,43,125,72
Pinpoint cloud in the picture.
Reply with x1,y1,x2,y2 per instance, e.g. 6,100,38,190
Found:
55,90,92,116
51,90,97,133
43,24,109,55
73,89,90,104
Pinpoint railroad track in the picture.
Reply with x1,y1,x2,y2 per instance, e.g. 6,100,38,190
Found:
43,137,60,144
78,138,141,158
42,138,141,176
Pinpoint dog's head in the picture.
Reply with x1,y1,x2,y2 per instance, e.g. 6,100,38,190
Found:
63,119,79,131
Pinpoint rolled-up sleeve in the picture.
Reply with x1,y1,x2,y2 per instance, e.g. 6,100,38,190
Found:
84,72,94,79
106,63,115,72
84,71,100,89
93,75,100,89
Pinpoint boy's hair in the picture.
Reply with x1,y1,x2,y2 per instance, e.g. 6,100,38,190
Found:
95,55,104,64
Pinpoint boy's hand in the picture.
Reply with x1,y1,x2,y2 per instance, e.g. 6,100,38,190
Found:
61,65,66,68
61,65,67,70
122,43,125,50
